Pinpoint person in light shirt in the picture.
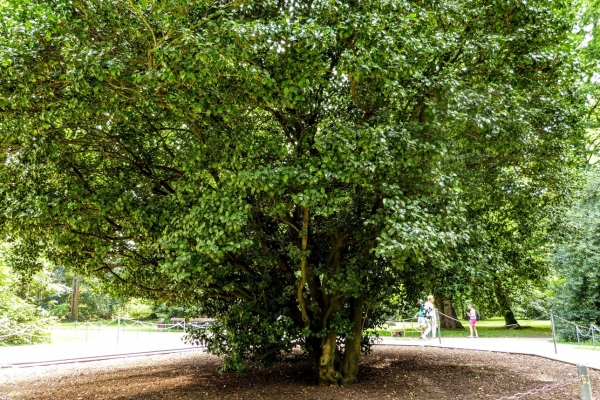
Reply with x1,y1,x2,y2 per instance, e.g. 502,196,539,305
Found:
414,299,426,336
422,295,436,340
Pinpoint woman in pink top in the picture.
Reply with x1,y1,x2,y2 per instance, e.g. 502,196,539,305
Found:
467,304,478,338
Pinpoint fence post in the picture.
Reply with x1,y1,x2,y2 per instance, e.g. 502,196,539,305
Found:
578,363,593,400
437,310,442,344
591,324,596,350
550,310,558,354
116,317,120,346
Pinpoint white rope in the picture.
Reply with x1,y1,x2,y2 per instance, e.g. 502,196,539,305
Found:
553,314,586,328
437,311,462,323
0,323,51,340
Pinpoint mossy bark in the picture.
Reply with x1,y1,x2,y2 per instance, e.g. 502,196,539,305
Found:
315,294,364,386
339,295,364,385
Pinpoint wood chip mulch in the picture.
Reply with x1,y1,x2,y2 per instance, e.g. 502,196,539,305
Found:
1,345,598,399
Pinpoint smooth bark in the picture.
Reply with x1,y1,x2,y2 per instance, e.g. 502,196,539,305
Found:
70,276,80,322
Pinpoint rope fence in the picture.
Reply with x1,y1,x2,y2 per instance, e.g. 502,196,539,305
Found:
1,316,215,346
552,313,600,350
0,317,51,343
387,308,599,355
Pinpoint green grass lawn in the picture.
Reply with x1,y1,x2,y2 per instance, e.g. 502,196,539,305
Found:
372,317,552,338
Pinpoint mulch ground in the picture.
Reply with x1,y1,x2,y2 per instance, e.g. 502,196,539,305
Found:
1,345,598,399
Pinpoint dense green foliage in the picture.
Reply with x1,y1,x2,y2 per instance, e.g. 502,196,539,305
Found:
553,168,600,327
549,0,600,338
0,249,53,345
0,0,584,383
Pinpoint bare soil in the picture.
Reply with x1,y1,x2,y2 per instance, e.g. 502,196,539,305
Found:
1,345,598,400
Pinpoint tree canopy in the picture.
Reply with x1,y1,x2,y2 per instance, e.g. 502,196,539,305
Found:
0,0,584,384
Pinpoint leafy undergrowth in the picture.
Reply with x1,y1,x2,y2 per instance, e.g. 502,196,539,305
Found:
1,346,597,399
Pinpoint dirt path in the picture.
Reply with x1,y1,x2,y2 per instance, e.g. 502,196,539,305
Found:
379,336,600,369
1,346,598,400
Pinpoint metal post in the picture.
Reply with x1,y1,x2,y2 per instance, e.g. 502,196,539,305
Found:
577,326,581,347
116,317,120,346
591,324,596,350
550,310,558,355
578,363,593,400
435,310,442,344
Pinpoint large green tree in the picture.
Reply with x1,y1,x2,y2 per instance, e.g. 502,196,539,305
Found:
553,167,600,326
550,0,600,330
0,0,583,384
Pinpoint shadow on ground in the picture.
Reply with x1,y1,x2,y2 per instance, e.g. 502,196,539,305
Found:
1,346,597,400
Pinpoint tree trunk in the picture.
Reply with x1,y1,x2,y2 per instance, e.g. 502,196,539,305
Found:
70,276,80,322
434,294,464,329
494,281,519,328
339,295,364,385
317,329,340,386
315,295,365,386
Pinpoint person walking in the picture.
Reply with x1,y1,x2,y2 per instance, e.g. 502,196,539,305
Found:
467,304,478,338
422,295,436,340
414,299,426,337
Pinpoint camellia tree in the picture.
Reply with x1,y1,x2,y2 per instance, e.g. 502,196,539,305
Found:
0,0,584,385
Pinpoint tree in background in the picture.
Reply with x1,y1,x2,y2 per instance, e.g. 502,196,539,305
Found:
7,246,148,322
553,168,600,326
0,0,584,384
0,247,53,345
549,0,600,332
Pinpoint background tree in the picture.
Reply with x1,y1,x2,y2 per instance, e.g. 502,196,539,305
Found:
0,0,584,385
0,246,53,345
552,167,600,327
549,0,600,333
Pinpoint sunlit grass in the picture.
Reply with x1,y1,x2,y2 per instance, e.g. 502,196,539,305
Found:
373,317,552,338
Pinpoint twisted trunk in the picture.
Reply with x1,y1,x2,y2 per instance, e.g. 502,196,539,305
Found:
339,295,364,385
316,295,364,386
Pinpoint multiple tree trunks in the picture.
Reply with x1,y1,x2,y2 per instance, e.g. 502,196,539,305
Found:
0,0,583,386
314,295,364,386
